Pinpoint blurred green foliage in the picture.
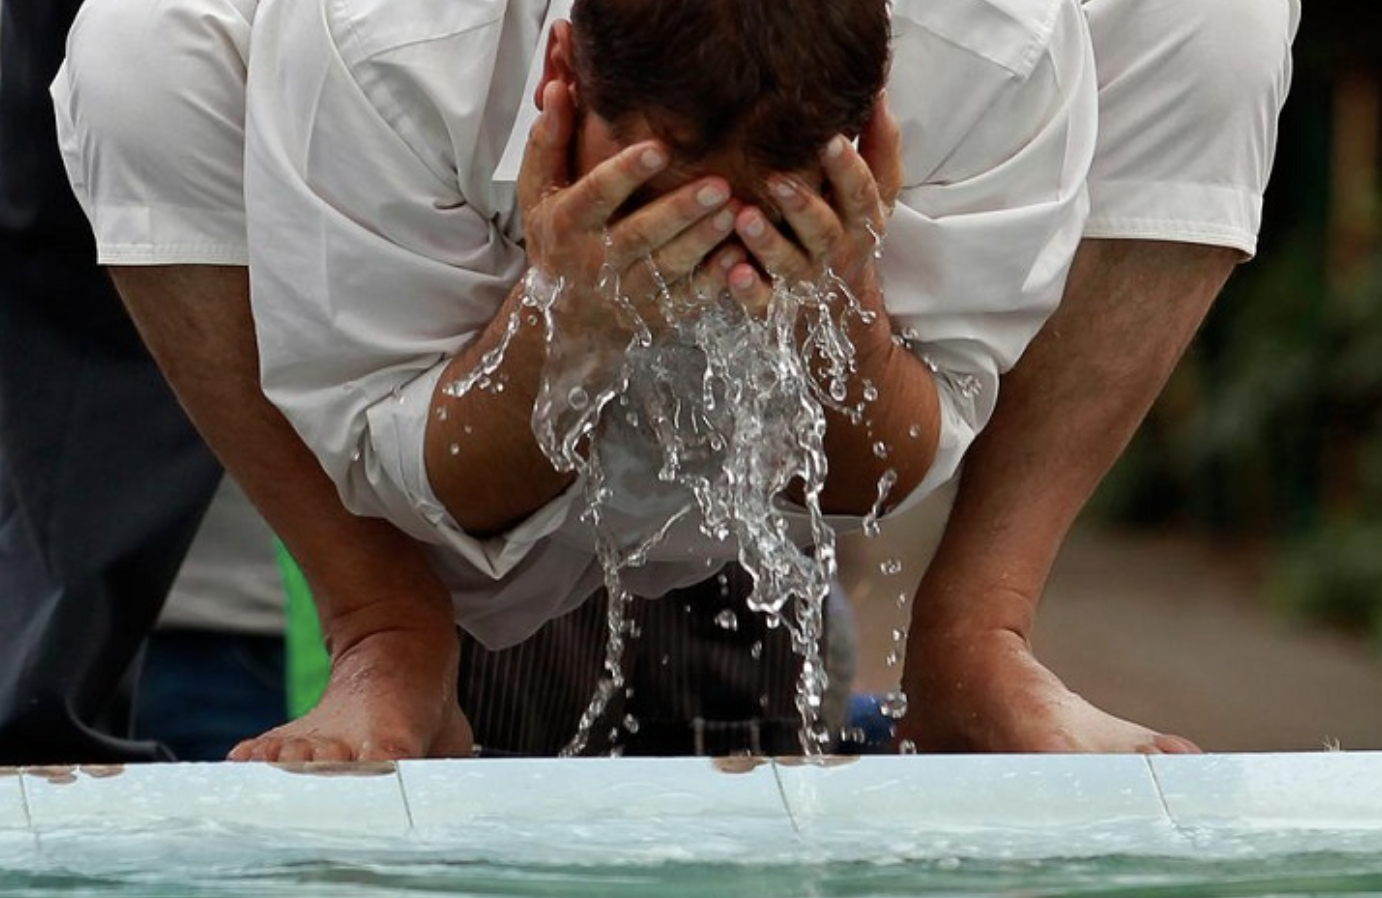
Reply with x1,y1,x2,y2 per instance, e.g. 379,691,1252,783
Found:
1096,238,1382,641
1092,14,1382,641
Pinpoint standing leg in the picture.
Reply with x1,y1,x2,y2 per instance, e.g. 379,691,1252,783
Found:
0,247,220,764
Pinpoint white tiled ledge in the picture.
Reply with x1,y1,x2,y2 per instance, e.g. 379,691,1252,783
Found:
2,753,1381,869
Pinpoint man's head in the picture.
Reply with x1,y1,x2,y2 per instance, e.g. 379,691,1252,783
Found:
543,0,890,200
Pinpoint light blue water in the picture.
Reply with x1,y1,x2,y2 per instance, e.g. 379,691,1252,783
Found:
5,853,1382,898
6,826,1382,898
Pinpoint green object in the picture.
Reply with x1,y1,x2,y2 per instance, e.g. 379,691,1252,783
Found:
276,540,331,718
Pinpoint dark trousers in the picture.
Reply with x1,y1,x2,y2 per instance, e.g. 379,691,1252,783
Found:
0,0,224,765
0,245,221,764
459,564,818,757
135,630,286,762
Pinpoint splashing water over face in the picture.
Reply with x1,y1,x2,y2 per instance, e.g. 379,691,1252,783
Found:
448,229,891,755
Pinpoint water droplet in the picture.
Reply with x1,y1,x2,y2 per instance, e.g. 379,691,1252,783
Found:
750,641,763,660
622,714,640,734
567,386,589,409
713,609,739,631
898,739,917,755
878,691,909,720
448,443,460,456
879,558,903,576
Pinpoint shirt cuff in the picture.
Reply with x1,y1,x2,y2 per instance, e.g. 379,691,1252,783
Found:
361,359,580,580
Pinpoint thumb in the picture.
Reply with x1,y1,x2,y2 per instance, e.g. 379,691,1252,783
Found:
518,80,576,214
859,90,902,213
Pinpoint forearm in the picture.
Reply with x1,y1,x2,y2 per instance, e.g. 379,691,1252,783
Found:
111,266,459,667
908,240,1238,639
819,331,941,515
424,273,576,537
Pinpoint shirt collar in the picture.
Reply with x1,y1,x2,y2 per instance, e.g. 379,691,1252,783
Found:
493,0,574,183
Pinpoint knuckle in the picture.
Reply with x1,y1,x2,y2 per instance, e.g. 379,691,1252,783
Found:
616,217,654,254
819,218,846,248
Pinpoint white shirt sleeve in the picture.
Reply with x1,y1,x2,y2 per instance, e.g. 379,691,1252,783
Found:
245,0,569,580
879,0,1098,512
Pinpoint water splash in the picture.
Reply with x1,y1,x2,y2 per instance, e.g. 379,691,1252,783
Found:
446,230,893,755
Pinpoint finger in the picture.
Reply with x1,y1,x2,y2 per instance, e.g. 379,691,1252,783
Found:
734,204,815,284
626,199,736,285
606,176,732,267
516,80,577,214
820,134,886,232
275,740,317,763
858,91,904,213
726,258,774,317
762,175,843,264
561,140,674,231
703,242,746,294
679,242,747,305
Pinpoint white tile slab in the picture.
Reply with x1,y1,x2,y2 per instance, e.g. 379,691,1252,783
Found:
772,755,1187,860
0,769,37,868
22,761,409,834
0,768,27,831
2,754,1379,876
1152,752,1382,830
399,756,797,864
22,762,413,875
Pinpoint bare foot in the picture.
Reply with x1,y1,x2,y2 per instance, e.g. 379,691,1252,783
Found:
897,628,1200,754
228,630,473,762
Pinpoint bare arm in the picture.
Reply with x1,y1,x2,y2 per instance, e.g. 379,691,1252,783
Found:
726,102,942,515
897,239,1236,752
425,79,740,536
111,265,470,760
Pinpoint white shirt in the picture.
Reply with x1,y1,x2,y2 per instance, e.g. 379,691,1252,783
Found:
245,0,1097,649
160,475,285,635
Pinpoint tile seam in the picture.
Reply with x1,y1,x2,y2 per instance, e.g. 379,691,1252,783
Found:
769,761,802,836
1144,755,1200,850
395,764,418,834
16,770,41,859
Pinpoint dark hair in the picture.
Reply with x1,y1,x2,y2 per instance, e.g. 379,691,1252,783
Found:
569,0,890,174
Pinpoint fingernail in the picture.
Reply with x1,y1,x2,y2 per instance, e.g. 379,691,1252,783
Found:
742,214,766,239
697,184,729,207
824,135,846,160
731,267,756,291
719,250,740,271
713,208,734,231
770,178,796,200
641,147,668,171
